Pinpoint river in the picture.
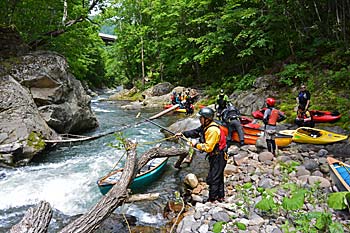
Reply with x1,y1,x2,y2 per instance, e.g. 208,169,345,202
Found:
0,90,208,232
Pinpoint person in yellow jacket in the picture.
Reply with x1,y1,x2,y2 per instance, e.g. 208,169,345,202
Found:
176,107,227,203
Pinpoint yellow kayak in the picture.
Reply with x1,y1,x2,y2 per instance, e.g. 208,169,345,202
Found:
275,133,293,147
280,127,348,144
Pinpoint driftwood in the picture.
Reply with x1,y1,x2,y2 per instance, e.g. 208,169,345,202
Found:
11,141,188,233
10,201,52,233
149,104,180,120
126,193,160,202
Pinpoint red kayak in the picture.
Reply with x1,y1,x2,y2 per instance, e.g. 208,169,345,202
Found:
252,107,341,123
309,110,341,123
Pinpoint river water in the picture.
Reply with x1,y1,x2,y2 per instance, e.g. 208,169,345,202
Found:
0,90,208,232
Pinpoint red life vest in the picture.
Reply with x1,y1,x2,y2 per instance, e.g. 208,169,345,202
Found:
206,125,227,151
268,109,279,126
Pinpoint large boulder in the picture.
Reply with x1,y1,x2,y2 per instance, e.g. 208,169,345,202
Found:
230,75,281,116
0,75,58,166
5,51,98,133
0,48,99,166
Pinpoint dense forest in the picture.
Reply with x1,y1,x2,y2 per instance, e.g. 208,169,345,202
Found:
1,0,350,122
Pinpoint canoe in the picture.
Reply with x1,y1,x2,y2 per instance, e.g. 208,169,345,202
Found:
327,157,350,192
280,127,348,144
309,110,341,123
97,157,168,195
252,108,285,120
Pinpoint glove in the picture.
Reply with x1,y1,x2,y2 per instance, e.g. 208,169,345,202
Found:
175,132,183,138
187,139,197,147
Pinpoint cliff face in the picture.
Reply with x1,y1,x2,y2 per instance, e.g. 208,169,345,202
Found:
0,27,98,167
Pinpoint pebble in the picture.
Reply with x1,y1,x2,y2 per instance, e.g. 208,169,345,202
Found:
175,143,350,232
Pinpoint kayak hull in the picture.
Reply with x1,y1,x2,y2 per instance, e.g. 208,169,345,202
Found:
281,127,348,144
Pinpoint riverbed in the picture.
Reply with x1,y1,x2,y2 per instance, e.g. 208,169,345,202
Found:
0,90,208,232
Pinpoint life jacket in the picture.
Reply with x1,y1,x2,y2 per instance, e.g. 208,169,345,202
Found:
205,124,227,152
217,95,227,109
268,108,279,126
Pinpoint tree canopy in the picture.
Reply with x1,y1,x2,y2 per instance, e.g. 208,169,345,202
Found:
1,0,350,92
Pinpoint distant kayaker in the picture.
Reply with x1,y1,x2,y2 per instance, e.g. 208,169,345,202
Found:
221,104,244,146
263,98,286,155
175,107,227,203
296,84,311,110
295,105,315,127
184,90,194,115
215,89,229,120
171,91,177,105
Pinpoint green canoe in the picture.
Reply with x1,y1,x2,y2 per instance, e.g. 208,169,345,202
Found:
97,157,168,195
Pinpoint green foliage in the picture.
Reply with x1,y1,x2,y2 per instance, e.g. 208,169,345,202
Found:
282,189,307,210
27,132,46,151
212,221,225,233
327,192,350,210
255,196,277,211
277,63,309,86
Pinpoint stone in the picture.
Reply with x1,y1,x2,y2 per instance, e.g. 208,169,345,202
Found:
303,159,319,171
258,178,273,189
212,211,231,222
296,166,311,177
308,176,331,188
311,170,324,177
224,164,240,176
317,149,328,157
249,212,265,226
198,224,209,233
184,173,199,188
258,151,274,162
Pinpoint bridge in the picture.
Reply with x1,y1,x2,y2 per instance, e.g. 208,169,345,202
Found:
98,33,116,44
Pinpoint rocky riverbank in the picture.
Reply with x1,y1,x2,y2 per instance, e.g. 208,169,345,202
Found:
172,143,350,233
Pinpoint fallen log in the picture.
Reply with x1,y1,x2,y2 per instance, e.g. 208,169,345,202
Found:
10,200,52,233
149,104,179,120
11,141,188,233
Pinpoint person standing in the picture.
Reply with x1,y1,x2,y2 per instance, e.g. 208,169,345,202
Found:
296,84,311,110
176,107,227,202
221,104,245,146
263,98,286,155
215,89,229,120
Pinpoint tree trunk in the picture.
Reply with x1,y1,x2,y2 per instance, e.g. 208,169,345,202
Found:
11,141,188,233
10,201,52,233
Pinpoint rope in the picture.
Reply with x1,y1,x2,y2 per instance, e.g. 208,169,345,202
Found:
137,135,178,146
169,196,185,233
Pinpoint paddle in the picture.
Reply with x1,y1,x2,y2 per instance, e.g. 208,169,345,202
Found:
136,113,199,167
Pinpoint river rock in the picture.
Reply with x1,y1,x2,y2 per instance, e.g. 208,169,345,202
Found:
4,51,98,134
0,75,58,166
1,46,98,165
184,173,199,188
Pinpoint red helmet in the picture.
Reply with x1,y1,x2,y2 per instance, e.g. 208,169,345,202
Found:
266,97,275,107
